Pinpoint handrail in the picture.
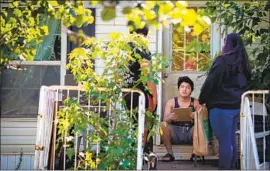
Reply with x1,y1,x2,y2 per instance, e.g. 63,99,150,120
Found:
240,90,269,170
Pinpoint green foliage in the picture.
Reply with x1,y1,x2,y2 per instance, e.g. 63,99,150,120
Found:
1,1,210,168
56,98,146,169
67,33,160,92
1,0,210,71
0,0,94,69
204,0,270,90
57,98,100,170
58,33,167,169
90,1,210,35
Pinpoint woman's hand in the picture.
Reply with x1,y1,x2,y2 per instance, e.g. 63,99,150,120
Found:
194,99,205,112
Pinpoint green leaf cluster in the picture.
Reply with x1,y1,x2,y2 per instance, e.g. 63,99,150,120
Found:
0,0,94,69
59,33,167,169
90,1,210,35
204,0,270,90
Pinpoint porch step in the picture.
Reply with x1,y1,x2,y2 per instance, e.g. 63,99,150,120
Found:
153,145,219,160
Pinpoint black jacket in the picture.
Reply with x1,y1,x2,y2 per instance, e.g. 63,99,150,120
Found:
199,54,249,109
124,42,152,95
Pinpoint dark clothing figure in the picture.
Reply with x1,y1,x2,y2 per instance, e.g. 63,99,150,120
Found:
124,25,157,155
126,42,152,95
123,43,152,115
123,42,156,154
199,33,251,170
199,55,248,110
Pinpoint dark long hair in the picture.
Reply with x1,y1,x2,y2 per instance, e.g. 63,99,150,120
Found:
221,33,251,79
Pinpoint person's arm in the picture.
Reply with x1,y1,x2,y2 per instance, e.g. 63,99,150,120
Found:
147,81,157,112
193,99,201,111
163,99,181,123
140,60,157,112
198,61,226,105
163,99,174,123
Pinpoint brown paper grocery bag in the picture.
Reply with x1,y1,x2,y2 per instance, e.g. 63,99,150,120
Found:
193,107,218,156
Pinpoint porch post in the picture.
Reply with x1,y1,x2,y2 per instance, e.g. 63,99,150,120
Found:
60,25,67,85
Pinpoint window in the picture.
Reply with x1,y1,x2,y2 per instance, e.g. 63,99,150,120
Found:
1,8,96,118
172,8,211,72
1,15,61,118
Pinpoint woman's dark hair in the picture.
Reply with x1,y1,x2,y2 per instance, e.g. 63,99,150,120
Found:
177,76,194,91
221,33,251,78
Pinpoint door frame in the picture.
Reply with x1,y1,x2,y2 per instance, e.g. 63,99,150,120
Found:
156,18,224,146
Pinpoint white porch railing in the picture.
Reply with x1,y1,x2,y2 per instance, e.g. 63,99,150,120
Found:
240,90,270,170
34,85,146,170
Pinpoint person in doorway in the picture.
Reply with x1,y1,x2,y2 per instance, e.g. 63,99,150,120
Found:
123,24,158,154
160,76,200,162
198,33,251,169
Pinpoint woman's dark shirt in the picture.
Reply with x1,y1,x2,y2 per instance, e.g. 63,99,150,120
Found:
199,54,248,109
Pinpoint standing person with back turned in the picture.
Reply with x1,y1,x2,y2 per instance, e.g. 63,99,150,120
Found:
198,33,251,170
124,24,158,154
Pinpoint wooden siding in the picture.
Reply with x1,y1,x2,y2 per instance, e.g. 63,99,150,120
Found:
1,118,37,154
1,118,37,169
0,154,35,170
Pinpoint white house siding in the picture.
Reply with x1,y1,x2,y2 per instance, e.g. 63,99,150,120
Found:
1,118,36,170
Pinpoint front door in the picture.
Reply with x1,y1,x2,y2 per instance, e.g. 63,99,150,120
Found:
156,24,211,145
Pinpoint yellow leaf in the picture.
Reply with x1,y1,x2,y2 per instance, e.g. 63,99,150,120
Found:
12,1,19,7
49,1,58,7
160,127,163,135
171,8,183,19
159,1,174,15
76,6,85,15
144,10,156,21
181,9,197,26
41,26,49,35
90,1,99,6
192,23,204,36
145,1,156,9
88,16,94,24
175,1,188,8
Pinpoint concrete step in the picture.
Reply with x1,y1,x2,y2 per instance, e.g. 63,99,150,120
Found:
153,145,219,160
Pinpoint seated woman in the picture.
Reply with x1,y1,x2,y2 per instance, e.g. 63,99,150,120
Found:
160,76,200,162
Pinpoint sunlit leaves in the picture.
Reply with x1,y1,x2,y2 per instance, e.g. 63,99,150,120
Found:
48,1,58,7
158,1,174,15
0,0,95,68
204,0,270,89
91,1,210,36
41,26,49,36
181,9,197,26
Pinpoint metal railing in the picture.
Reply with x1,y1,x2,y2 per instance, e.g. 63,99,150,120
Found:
34,85,146,170
240,90,270,170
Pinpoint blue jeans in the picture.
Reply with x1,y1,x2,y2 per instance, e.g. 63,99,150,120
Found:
209,108,240,170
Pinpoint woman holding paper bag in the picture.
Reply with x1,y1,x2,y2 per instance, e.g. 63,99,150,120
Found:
199,33,251,169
